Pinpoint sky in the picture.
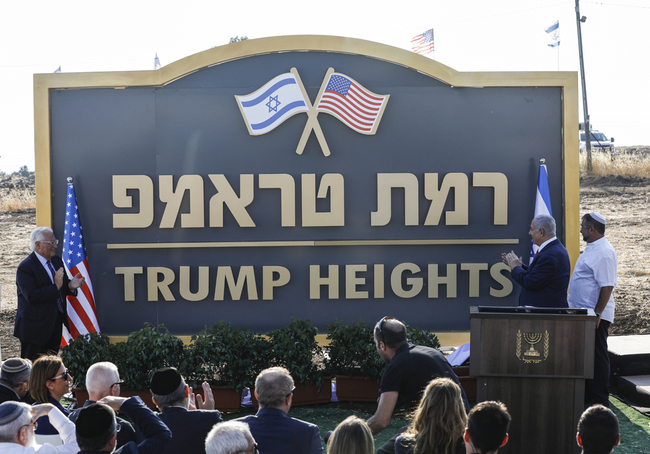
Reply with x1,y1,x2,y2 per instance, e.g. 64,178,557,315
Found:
1,0,648,173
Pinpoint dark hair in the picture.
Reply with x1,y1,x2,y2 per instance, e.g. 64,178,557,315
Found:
374,317,407,349
577,405,619,454
28,356,63,403
77,430,115,451
467,401,511,453
583,213,605,235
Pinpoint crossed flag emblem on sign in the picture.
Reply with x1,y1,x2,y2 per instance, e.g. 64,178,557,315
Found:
235,68,390,157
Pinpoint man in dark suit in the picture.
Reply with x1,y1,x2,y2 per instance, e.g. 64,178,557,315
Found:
14,227,85,360
150,367,223,454
237,367,323,454
76,396,171,454
502,214,570,308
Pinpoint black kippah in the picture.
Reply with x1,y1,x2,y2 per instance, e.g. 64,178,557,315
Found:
76,403,115,439
150,367,182,395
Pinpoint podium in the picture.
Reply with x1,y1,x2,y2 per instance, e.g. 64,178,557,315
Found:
470,306,596,454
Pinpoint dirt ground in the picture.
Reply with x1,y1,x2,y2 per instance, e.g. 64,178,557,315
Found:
1,175,649,359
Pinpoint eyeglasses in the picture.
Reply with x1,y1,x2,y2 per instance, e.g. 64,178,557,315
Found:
111,380,125,389
286,387,296,398
375,316,395,342
22,421,38,431
40,240,59,246
49,370,70,381
239,443,258,454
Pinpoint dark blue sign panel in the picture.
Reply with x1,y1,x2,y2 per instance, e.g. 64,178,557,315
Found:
40,38,578,334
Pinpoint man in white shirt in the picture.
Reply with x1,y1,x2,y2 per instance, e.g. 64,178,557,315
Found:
568,212,618,407
0,401,78,454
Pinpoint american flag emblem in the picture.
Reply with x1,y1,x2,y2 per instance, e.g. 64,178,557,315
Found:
315,73,389,135
412,29,434,55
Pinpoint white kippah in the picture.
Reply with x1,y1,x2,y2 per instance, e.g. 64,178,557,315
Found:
589,212,606,225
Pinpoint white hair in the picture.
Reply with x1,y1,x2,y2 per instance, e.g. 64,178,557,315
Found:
533,214,556,237
86,362,120,399
0,402,32,443
205,421,252,454
30,227,53,251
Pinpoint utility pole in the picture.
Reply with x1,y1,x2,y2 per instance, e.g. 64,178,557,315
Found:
575,0,592,172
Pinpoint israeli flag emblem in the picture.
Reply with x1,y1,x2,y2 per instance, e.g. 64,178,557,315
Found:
236,72,309,135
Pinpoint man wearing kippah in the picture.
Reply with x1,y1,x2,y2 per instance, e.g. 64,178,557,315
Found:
0,401,78,453
0,359,33,405
568,212,618,407
76,396,171,454
149,367,223,454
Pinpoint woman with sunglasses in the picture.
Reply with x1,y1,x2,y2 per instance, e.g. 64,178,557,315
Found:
28,355,73,436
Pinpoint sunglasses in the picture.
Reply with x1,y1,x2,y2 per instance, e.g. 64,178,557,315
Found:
49,370,70,381
375,316,395,342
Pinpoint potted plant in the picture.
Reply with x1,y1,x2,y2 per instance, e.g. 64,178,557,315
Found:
325,319,384,402
185,322,269,412
62,324,186,409
252,318,330,406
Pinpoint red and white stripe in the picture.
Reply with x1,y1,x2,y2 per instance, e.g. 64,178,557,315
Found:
64,258,99,340
317,79,388,134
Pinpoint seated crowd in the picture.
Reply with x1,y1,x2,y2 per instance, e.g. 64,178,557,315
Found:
0,316,623,454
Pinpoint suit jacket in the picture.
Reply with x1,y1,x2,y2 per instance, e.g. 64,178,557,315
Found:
157,406,223,454
79,397,171,454
14,252,74,345
237,408,323,454
0,383,21,404
511,238,570,308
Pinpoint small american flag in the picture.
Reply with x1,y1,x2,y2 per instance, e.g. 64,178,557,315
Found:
61,179,100,347
412,29,434,55
315,73,389,135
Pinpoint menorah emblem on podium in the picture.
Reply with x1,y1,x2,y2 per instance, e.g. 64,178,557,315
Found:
523,332,542,357
516,330,550,363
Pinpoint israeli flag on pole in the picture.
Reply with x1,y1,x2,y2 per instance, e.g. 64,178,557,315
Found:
236,73,309,135
545,21,560,47
530,162,553,264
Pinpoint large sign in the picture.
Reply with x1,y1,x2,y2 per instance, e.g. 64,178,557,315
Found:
34,36,579,334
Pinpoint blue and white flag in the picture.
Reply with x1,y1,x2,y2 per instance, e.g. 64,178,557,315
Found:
236,72,309,135
530,162,553,263
545,21,560,47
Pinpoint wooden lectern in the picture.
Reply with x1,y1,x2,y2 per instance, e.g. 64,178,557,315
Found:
470,306,596,454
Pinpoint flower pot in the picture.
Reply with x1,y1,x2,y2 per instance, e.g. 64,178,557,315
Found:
334,376,380,403
251,378,332,408
452,366,477,401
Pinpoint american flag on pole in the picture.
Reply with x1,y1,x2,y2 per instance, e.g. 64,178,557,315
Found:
315,73,389,135
411,29,434,55
61,179,99,347
529,161,552,264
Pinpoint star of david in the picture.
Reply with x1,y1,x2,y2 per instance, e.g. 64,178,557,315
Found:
266,95,281,113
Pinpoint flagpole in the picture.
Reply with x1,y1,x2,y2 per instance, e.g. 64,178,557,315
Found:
575,0,592,172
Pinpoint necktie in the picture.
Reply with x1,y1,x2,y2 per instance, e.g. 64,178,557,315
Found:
46,261,64,313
